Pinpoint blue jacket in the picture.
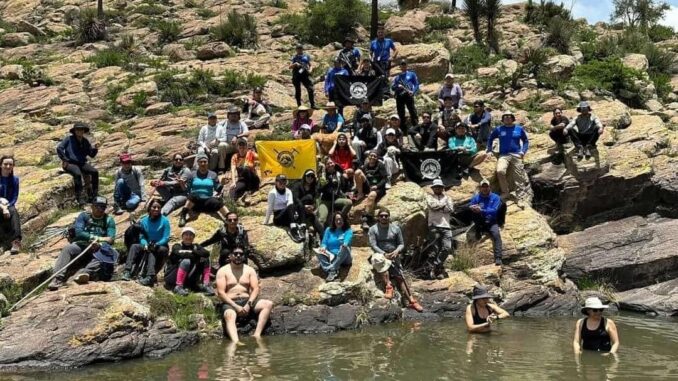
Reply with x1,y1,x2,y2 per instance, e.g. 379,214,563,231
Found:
486,124,529,156
370,38,396,62
291,53,311,66
392,71,419,95
470,192,502,225
324,67,348,94
139,215,171,247
448,135,478,155
73,212,116,244
321,227,353,255
0,175,19,207
57,135,98,165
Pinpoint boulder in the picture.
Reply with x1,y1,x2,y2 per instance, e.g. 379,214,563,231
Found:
384,10,428,44
115,81,158,108
242,216,307,272
263,80,297,110
622,53,649,72
162,43,195,62
375,182,429,246
544,55,578,81
501,280,579,316
616,278,678,316
1,32,32,47
645,98,663,112
652,155,678,217
0,64,23,80
195,42,234,60
145,102,173,115
397,43,450,82
15,20,46,37
560,215,678,291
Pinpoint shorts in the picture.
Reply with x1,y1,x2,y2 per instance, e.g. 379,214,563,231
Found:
219,297,260,317
189,196,224,213
361,183,386,199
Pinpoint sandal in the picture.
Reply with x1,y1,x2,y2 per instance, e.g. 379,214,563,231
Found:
384,284,394,299
408,300,424,313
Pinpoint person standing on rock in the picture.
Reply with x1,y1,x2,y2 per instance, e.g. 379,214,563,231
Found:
314,212,353,282
370,24,398,98
152,153,190,216
465,285,510,333
426,179,454,279
178,153,229,227
368,208,423,312
564,101,604,160
113,153,146,215
354,151,389,231
337,36,361,75
164,226,214,296
549,108,570,160
242,87,272,129
201,211,250,270
290,44,316,109
464,100,492,147
324,58,349,116
437,73,464,110
121,199,170,286
468,179,505,266
56,122,99,207
48,197,118,291
392,60,419,132
573,297,619,354
197,112,221,172
0,156,21,255
216,107,250,173
216,246,274,342
483,110,532,207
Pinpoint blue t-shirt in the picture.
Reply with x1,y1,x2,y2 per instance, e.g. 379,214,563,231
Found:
322,113,344,133
187,170,218,199
324,67,349,93
486,124,529,156
291,53,311,66
0,175,19,207
321,227,353,255
139,215,171,247
370,38,396,62
392,71,420,95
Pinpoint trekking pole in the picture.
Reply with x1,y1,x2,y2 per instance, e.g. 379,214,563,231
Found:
9,241,96,312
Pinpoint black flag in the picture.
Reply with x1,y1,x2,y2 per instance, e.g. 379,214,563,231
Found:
400,151,459,186
334,75,384,107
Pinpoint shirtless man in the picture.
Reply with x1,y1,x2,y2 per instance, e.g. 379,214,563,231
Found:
216,246,273,342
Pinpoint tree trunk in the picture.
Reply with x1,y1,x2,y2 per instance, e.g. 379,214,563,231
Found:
371,0,379,39
452,0,457,12
97,0,104,19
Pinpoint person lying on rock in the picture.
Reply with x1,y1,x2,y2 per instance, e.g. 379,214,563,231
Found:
121,199,170,286
409,112,439,152
0,155,21,255
48,197,118,291
56,121,99,207
447,123,485,178
437,73,464,111
318,158,353,227
354,151,389,231
152,153,190,216
351,114,382,164
164,226,214,296
426,179,454,279
468,179,505,266
549,108,570,160
201,211,250,270
368,208,423,312
196,112,221,172
178,153,229,227
564,101,604,161
292,169,324,241
216,246,274,343
264,174,304,242
465,285,510,333
229,138,260,200
113,153,146,215
241,86,272,129
573,297,619,354
315,212,353,282
463,100,492,148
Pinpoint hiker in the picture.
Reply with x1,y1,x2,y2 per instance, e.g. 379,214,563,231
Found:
264,174,303,241
381,114,405,146
201,211,250,268
242,87,272,129
436,97,462,140
56,122,99,206
549,108,570,156
197,112,222,171
464,100,492,146
376,128,402,185
48,197,118,290
318,158,353,226
356,57,376,77
565,101,604,160
152,153,190,216
573,297,620,354
216,106,250,171
354,151,389,230
337,36,361,75
297,123,313,140
0,156,21,255
315,212,353,281
427,179,454,279
291,105,316,138
292,169,324,240
370,24,398,97
368,208,423,312
437,73,464,110
468,179,505,266
321,102,344,133
178,153,229,227
229,138,260,200
351,99,374,133
216,246,274,342
165,226,214,296
113,153,146,215
121,199,170,286
324,58,349,115
465,285,510,333
484,110,532,206
409,112,440,151
352,114,382,164
392,60,419,131
329,132,356,173
448,123,484,177
290,44,316,109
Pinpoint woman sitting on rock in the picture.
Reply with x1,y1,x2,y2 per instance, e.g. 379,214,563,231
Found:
0,155,21,255
292,169,324,240
178,153,229,227
264,174,303,241
314,212,353,282
291,105,316,138
573,297,619,354
465,285,510,333
164,227,214,296
229,138,260,200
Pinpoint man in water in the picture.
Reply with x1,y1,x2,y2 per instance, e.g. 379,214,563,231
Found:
216,246,274,343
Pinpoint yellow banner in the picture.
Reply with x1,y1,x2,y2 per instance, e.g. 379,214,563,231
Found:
255,140,317,179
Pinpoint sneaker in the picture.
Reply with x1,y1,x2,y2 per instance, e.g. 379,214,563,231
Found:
139,276,155,287
120,270,132,281
173,285,189,296
407,300,424,313
361,215,371,231
576,146,584,160
73,272,90,285
384,284,394,299
326,271,338,282
199,284,215,296
178,212,187,228
10,240,20,255
113,204,124,216
494,257,503,266
48,278,64,291
584,146,592,159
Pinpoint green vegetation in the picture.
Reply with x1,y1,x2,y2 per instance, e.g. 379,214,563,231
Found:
276,0,369,45
545,16,572,54
75,7,106,44
148,288,219,330
195,8,216,19
211,10,258,49
267,0,288,8
426,15,458,31
0,282,23,317
85,48,130,68
0,18,17,33
448,244,477,272
154,19,182,43
648,24,675,42
134,3,166,16
524,0,571,27
449,44,500,74
575,276,617,301
572,58,646,106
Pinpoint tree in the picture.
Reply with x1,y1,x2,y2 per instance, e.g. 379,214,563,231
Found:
612,0,670,32
463,0,483,45
483,0,501,53
97,0,104,19
371,0,378,39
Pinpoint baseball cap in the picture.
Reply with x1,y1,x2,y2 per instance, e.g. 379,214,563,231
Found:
480,179,490,186
385,128,396,136
119,153,132,163
181,227,196,236
432,178,444,187
276,174,288,182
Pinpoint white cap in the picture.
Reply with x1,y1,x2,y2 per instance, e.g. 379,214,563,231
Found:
300,124,312,130
389,114,400,120
181,227,196,236
432,178,444,187
385,128,396,135
445,73,454,79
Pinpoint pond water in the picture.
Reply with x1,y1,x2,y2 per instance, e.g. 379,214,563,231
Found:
10,313,678,381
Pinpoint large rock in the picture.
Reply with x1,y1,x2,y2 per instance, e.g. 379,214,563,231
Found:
195,42,234,60
115,81,158,108
242,216,307,272
622,53,649,72
501,280,579,316
1,32,32,47
397,43,450,82
384,10,428,44
616,278,678,316
544,55,578,81
0,64,23,80
373,182,429,246
560,215,678,291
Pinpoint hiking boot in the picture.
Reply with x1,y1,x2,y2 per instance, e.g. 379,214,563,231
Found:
10,240,21,255
112,203,124,216
48,278,64,291
408,300,424,313
73,272,90,285
584,145,592,159
326,271,338,282
77,195,88,208
198,283,215,296
494,257,503,266
361,214,371,231
120,270,132,281
138,276,155,287
576,146,584,160
384,284,394,299
178,211,187,228
474,228,482,241
173,285,189,296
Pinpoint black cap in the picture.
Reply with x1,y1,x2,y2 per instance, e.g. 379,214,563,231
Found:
227,106,240,114
295,44,303,49
70,122,91,134
92,196,108,207
344,36,355,43
275,174,287,182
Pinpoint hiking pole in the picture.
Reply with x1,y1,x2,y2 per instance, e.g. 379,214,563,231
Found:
9,242,96,312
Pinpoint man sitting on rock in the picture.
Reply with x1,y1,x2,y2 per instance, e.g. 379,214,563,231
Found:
468,179,505,266
464,100,492,147
321,102,344,133
197,112,222,172
318,158,353,227
436,97,463,141
113,153,146,215
352,115,382,164
48,197,118,290
564,101,604,160
427,179,454,279
201,211,250,270
242,87,272,129
437,73,464,110
217,107,250,172
152,153,190,216
178,153,229,227
354,151,389,230
164,226,214,296
350,99,374,134
216,246,274,343
376,128,402,186
368,208,423,312
409,111,440,151
57,122,99,207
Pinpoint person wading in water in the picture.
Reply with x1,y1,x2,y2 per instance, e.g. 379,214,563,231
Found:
465,285,510,333
573,297,619,354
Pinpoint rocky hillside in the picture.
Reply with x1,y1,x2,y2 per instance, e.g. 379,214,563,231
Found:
0,0,677,371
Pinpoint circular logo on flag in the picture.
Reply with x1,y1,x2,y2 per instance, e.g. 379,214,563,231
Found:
350,82,368,99
420,158,441,180
276,150,296,168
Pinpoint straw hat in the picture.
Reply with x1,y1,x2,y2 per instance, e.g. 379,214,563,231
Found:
581,297,609,315
293,105,314,118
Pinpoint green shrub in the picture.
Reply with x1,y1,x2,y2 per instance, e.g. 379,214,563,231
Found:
148,288,218,331
276,0,368,45
196,8,216,18
572,58,646,106
118,34,135,51
19,62,54,87
184,0,197,8
545,16,572,54
0,18,17,33
644,43,676,76
85,48,130,68
267,0,288,8
426,15,457,31
649,24,675,42
135,3,166,16
105,8,127,24
222,69,266,95
650,72,672,101
211,10,258,48
524,0,571,26
450,44,500,74
154,19,181,43
75,7,106,44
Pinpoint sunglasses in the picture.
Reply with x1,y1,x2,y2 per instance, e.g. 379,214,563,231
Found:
227,218,238,222
378,214,389,218
174,158,184,161
590,309,603,312
232,252,244,256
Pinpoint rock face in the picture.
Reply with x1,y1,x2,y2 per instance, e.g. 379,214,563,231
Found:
242,216,307,272
616,278,678,316
622,53,649,71
397,43,450,82
384,10,428,44
544,55,578,81
196,42,234,60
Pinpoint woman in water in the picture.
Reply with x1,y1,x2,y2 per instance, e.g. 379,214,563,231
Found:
573,297,619,354
465,285,510,333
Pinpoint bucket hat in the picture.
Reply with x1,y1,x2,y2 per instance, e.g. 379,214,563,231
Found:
432,178,444,188
70,122,90,134
471,285,493,300
581,297,609,315
293,105,314,118
576,101,592,113
372,253,392,273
